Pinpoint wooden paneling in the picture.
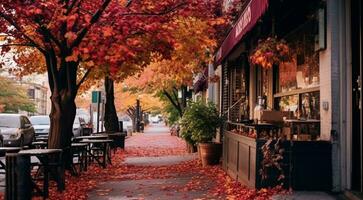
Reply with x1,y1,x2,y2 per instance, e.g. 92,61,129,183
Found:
227,137,238,179
238,143,249,182
224,131,258,188
223,131,332,190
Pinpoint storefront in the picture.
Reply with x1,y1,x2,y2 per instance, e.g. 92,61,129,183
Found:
217,0,333,190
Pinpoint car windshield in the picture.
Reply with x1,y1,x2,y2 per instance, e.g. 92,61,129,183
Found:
30,116,50,125
0,115,20,128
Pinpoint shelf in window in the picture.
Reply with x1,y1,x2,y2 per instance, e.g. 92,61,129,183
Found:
274,86,320,98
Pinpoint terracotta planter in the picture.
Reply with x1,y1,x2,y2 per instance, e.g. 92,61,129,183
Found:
198,143,222,167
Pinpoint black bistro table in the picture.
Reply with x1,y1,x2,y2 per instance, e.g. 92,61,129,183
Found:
18,149,63,198
71,143,88,174
73,135,108,143
0,147,22,177
79,139,112,169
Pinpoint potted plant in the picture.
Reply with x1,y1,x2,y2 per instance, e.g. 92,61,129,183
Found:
180,128,197,153
180,100,223,166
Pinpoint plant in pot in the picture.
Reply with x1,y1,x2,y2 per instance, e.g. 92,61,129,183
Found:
180,100,223,166
179,128,197,153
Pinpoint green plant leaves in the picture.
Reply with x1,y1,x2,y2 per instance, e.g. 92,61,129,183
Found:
180,100,223,143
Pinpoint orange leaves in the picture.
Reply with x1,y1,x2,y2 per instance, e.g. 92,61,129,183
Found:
66,14,78,30
102,26,113,37
65,49,79,62
65,31,77,42
124,16,220,94
84,14,92,24
0,134,286,200
113,85,164,113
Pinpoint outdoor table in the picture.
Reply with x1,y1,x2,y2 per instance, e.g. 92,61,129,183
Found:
32,141,48,149
79,139,112,168
19,149,63,199
73,135,108,142
71,143,88,173
0,147,22,177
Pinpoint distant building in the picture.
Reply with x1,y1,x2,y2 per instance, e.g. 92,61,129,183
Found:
20,82,48,115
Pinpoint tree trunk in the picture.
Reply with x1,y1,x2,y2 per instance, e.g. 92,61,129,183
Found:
104,76,119,132
48,90,76,167
163,89,184,117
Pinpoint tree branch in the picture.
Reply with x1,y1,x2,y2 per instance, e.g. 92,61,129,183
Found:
69,0,112,50
0,43,37,47
171,87,183,110
66,0,80,15
0,12,46,54
35,19,63,51
76,68,91,90
163,90,183,117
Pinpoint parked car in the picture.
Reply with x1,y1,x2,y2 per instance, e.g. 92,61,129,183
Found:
150,116,160,124
119,115,133,134
0,114,35,147
30,115,50,136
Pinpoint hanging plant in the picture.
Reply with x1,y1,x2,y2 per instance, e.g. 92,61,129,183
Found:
250,37,292,69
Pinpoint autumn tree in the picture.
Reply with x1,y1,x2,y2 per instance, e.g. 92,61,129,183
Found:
84,1,225,132
125,16,226,118
0,0,221,166
0,76,36,113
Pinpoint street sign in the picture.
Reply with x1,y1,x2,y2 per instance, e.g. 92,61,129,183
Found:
92,91,101,103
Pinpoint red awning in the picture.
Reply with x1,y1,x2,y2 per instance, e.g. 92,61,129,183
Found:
215,0,269,65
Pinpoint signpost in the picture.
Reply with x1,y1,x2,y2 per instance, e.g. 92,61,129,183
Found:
92,91,102,133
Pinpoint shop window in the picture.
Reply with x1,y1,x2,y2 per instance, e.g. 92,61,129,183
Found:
226,60,249,122
274,10,320,120
275,91,320,120
278,18,320,93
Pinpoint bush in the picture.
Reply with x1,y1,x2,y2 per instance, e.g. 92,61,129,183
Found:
180,100,223,143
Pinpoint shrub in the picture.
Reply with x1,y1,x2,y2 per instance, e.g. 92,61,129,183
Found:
180,100,223,143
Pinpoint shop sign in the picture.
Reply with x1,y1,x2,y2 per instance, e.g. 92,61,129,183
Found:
235,5,252,39
215,0,269,65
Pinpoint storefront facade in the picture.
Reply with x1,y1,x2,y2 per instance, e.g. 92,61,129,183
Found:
215,0,362,195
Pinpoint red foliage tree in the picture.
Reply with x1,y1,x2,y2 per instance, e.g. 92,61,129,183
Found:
0,0,222,166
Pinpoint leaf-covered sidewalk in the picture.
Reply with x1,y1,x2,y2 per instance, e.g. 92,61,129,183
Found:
85,124,284,200
0,124,285,200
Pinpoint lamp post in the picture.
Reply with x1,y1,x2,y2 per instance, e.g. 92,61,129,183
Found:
135,96,141,132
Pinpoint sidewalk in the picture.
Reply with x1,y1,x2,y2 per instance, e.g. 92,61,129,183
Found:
88,123,218,200
0,123,344,199
87,123,344,200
